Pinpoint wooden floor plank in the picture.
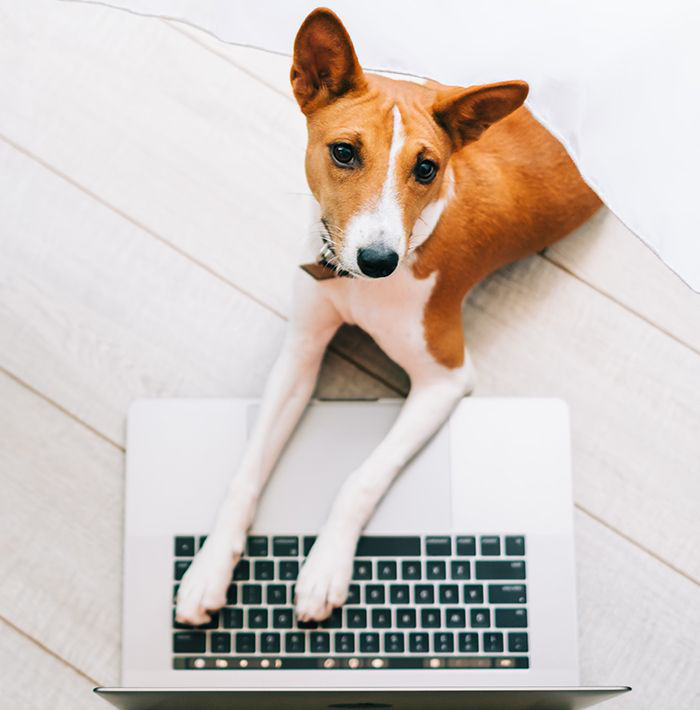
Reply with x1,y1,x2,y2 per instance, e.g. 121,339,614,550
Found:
1,2,699,579
0,620,103,709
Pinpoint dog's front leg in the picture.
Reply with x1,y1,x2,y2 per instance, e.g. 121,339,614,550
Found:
176,275,341,624
295,355,475,621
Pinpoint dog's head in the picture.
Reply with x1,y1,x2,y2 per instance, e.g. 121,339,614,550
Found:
291,8,528,278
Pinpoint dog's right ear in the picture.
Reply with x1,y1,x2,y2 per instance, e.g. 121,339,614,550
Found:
291,8,366,114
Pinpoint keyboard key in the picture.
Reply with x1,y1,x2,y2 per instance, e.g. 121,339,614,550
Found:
261,632,281,653
396,608,417,628
173,610,219,630
236,632,255,653
272,608,293,628
222,608,243,628
174,560,191,581
335,632,355,653
356,536,421,556
198,535,207,549
173,631,205,653
458,632,479,652
409,632,429,652
463,584,484,603
390,584,410,604
210,632,230,654
310,632,331,653
508,632,529,652
476,560,526,580
385,632,404,653
425,536,451,556
266,584,286,605
174,536,195,557
377,561,397,580
505,536,526,556
248,609,268,628
225,584,237,605
401,560,421,580
297,619,318,630
489,584,527,604
450,561,470,580
247,536,268,557
233,560,250,581
471,609,490,628
285,632,305,653
353,560,372,580
346,608,367,628
415,585,434,604
421,608,441,628
273,536,299,556
254,560,274,580
366,585,385,604
359,632,379,653
427,561,446,580
434,632,454,653
495,608,528,628
242,584,262,604
439,584,458,604
279,560,299,581
347,584,361,605
456,536,476,556
480,536,501,556
483,632,504,652
445,608,466,628
371,608,391,628
303,536,317,555
321,608,343,629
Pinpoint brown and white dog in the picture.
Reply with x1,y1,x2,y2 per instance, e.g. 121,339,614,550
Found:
176,8,600,625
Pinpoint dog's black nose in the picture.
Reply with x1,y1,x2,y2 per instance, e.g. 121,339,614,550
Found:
357,244,399,278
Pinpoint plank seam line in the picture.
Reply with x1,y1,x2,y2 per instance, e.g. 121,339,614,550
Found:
0,365,123,452
0,614,101,687
167,19,700,359
575,502,700,588
0,133,404,394
543,254,700,358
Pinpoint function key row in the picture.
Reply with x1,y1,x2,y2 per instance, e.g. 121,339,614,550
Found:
174,535,526,558
174,630,529,655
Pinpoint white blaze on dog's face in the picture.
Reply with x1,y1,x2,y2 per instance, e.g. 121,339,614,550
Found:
291,9,455,278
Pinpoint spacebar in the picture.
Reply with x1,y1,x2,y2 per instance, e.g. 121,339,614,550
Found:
355,536,421,556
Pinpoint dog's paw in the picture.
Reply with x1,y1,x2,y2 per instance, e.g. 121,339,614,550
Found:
295,532,355,621
175,538,241,625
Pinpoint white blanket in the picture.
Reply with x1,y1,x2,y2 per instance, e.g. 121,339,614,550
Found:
71,0,700,291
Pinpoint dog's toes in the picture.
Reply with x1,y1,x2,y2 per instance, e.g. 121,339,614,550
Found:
174,543,239,625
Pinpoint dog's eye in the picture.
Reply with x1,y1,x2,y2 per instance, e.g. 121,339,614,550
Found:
414,159,438,184
330,143,356,167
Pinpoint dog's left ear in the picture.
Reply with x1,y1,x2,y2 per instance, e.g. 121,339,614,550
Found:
291,8,366,114
433,81,529,148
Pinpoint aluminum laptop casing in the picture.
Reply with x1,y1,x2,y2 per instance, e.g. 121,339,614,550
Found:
122,398,579,687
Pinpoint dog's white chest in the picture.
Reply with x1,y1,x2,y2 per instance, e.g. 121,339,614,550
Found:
327,266,437,367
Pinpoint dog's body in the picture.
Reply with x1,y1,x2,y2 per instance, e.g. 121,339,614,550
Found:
176,9,600,625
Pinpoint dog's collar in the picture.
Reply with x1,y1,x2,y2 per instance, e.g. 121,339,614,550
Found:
300,242,351,281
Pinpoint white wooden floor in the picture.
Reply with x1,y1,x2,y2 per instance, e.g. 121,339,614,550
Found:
1,2,699,708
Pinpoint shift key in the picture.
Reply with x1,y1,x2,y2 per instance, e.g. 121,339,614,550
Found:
476,560,526,580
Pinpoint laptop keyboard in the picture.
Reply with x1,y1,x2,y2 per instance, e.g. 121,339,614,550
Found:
172,535,529,670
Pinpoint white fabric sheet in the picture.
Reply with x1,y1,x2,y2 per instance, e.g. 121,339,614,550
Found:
71,0,700,291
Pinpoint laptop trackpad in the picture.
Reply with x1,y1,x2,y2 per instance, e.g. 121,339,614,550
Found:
250,401,451,534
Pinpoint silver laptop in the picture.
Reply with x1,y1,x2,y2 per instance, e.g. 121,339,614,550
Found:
96,397,629,708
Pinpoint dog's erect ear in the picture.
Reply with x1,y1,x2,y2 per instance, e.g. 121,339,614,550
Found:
291,8,366,114
433,81,529,148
